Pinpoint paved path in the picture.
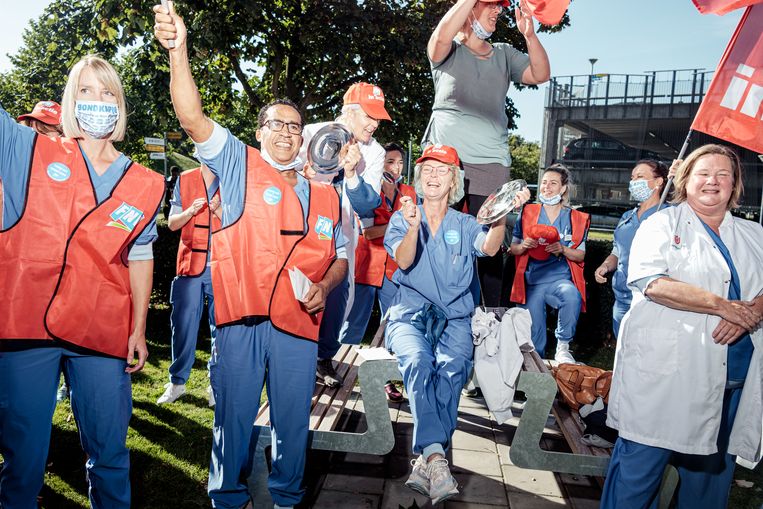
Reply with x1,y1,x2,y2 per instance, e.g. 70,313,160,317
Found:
309,390,602,508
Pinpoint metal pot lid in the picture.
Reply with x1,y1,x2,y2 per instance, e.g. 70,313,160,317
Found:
476,179,528,225
307,123,354,175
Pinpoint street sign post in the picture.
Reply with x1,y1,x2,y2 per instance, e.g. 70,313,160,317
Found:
143,137,165,146
150,152,166,160
166,131,183,141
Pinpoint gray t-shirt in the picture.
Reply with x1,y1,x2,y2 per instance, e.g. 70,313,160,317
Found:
423,40,530,167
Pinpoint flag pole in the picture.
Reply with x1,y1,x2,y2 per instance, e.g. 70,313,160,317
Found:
657,130,693,210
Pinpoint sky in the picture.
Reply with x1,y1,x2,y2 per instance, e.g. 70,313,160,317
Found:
0,1,744,143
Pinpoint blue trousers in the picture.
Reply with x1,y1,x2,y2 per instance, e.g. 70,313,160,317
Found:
207,321,317,508
317,278,349,360
168,267,217,384
612,298,631,339
520,279,582,355
0,347,132,509
600,386,743,509
386,318,473,455
337,277,397,346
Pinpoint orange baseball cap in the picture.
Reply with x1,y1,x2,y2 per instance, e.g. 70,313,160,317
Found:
416,144,461,167
481,0,510,6
18,101,62,126
526,224,560,261
343,82,392,121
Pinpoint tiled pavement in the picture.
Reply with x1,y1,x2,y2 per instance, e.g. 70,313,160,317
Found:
307,390,602,508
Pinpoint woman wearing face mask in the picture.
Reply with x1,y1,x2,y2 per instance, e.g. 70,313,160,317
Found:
423,0,550,307
338,142,416,401
509,164,590,363
594,160,670,338
0,55,164,509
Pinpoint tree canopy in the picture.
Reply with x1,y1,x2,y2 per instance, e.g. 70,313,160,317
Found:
0,0,570,167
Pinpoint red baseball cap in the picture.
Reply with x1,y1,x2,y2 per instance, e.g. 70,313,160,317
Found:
481,0,510,6
416,144,461,167
343,82,392,121
18,101,62,126
525,224,560,261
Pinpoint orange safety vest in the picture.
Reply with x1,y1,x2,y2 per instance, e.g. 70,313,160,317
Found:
510,204,590,312
210,147,340,340
0,135,165,357
176,167,222,277
355,184,417,287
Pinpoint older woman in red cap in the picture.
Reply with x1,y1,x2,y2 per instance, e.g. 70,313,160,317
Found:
383,144,509,504
509,163,589,363
424,0,550,307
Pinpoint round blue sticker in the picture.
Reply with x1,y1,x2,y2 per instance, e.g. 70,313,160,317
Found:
263,186,282,205
444,229,460,245
47,162,71,182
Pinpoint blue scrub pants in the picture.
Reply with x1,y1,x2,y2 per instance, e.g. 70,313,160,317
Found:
0,347,132,509
600,386,743,509
520,279,582,356
207,320,317,508
337,277,397,345
612,298,631,339
317,278,349,360
386,318,473,456
168,267,217,384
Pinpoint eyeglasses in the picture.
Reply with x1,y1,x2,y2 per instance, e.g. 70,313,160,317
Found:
420,165,451,176
262,119,303,135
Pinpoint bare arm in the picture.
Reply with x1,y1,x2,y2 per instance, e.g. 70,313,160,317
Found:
428,0,478,63
645,277,761,330
126,259,153,373
594,254,618,284
481,216,507,257
363,224,388,241
395,224,420,271
303,259,349,314
516,0,550,85
167,197,206,231
154,2,214,143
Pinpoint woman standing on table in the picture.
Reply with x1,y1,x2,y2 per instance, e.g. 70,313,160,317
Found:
601,144,763,509
423,0,550,306
384,144,512,505
0,55,164,509
594,159,670,338
509,164,589,363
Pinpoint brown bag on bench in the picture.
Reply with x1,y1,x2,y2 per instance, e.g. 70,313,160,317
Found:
552,363,612,410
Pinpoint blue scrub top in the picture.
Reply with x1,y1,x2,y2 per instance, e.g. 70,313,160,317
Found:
611,205,660,304
383,206,488,321
512,206,586,286
197,128,347,254
0,102,158,244
699,221,754,383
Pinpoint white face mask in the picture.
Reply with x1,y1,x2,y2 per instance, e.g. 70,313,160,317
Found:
471,18,494,40
261,148,304,172
539,193,562,206
75,101,119,139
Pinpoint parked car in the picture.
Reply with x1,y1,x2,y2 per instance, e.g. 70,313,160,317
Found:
562,138,662,167
575,204,631,232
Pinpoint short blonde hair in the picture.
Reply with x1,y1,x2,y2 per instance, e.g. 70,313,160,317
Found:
413,162,464,206
670,144,743,210
61,55,127,141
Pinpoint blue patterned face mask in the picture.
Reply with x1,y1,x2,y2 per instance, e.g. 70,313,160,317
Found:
539,193,562,206
629,179,654,202
75,101,119,139
471,18,494,40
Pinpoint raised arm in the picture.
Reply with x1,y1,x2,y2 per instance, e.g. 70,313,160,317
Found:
428,0,478,63
480,215,506,256
516,0,550,85
153,2,214,143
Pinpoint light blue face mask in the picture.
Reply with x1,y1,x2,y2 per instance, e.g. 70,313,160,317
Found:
261,149,304,172
539,193,562,206
629,179,654,202
75,100,119,139
471,18,494,40
383,171,402,184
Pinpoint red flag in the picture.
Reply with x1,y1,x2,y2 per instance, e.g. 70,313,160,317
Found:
692,5,763,154
523,0,569,25
692,0,763,15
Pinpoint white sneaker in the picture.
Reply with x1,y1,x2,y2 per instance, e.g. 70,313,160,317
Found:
207,385,216,407
555,341,576,364
157,383,186,404
405,455,430,496
427,457,459,504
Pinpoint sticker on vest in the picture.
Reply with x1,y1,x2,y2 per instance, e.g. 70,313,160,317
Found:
107,202,145,232
47,162,71,182
444,229,460,245
263,186,282,205
315,215,333,241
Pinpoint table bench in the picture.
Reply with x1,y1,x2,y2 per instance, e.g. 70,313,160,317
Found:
248,323,400,507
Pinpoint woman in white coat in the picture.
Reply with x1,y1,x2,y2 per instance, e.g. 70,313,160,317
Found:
601,144,763,509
